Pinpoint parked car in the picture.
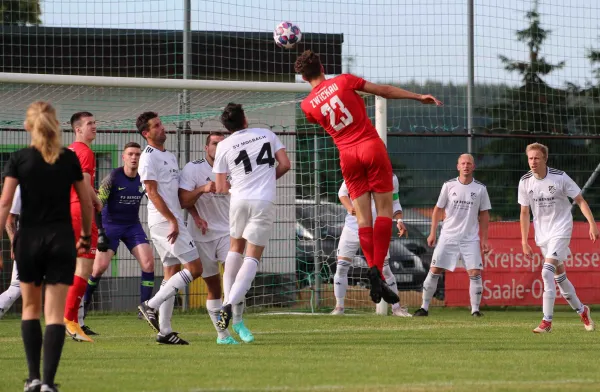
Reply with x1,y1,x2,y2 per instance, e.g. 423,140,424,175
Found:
295,201,428,291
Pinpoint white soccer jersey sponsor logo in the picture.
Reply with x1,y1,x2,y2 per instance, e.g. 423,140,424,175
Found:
179,159,230,242
139,146,184,227
212,128,285,203
518,168,581,246
339,174,402,232
436,178,491,242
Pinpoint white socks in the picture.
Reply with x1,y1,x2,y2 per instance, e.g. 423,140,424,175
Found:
421,272,441,311
78,297,85,327
158,280,175,335
334,260,350,308
223,252,246,324
148,269,192,310
382,262,401,310
206,298,231,339
469,275,483,313
226,257,258,307
542,263,556,322
555,272,584,314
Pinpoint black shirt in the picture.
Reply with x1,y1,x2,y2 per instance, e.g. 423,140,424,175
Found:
3,147,83,228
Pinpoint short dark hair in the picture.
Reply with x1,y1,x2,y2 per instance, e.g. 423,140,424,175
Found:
123,141,141,151
220,103,246,132
70,111,94,130
136,111,158,137
294,50,323,81
206,131,225,146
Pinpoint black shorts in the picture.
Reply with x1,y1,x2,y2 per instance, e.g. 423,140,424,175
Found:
15,224,77,286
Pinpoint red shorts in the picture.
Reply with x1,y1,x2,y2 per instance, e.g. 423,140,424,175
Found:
339,137,393,200
71,204,98,260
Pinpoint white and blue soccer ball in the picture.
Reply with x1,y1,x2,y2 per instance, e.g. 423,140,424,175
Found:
273,21,301,49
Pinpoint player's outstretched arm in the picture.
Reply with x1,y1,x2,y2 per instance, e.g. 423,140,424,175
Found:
361,82,443,106
520,205,533,257
573,194,600,242
275,149,291,179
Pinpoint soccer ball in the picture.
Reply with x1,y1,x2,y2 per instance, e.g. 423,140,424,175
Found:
273,21,301,49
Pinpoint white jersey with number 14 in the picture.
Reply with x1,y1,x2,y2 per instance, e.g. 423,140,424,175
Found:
213,128,285,203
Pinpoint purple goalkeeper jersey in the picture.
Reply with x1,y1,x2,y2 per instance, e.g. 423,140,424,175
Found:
99,167,144,224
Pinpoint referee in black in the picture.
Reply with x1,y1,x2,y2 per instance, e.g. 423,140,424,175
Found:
0,101,93,392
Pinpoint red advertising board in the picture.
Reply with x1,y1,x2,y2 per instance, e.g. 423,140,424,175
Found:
445,222,600,307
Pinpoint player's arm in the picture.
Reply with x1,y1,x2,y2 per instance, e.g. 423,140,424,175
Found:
74,178,94,253
83,172,102,213
573,194,599,242
6,213,18,244
339,196,354,216
186,205,208,235
519,205,533,256
479,209,490,250
428,206,443,247
179,185,214,209
275,149,291,179
97,172,113,208
361,81,443,106
144,180,177,223
215,173,230,195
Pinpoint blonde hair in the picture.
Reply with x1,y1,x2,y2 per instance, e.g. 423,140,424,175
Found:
25,101,62,164
525,143,548,159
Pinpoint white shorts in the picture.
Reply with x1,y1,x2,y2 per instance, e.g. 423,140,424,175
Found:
149,221,199,267
540,237,571,264
195,235,230,278
337,226,390,260
229,199,275,247
431,238,482,272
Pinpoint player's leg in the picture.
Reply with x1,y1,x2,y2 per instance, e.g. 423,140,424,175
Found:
462,241,484,317
382,254,412,317
216,235,251,342
78,249,113,335
333,226,359,315
217,200,274,331
155,263,182,344
41,283,69,391
125,224,155,306
42,237,77,391
414,240,457,316
83,223,122,318
64,213,97,342
20,281,44,392
196,239,238,345
0,260,21,319
365,138,395,280
533,241,561,333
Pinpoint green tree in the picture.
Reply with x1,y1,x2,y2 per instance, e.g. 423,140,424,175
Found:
0,0,41,25
478,0,569,134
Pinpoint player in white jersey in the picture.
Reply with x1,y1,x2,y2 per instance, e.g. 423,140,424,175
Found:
179,131,253,345
333,175,412,317
212,103,290,330
0,186,22,318
414,154,491,317
135,111,205,345
518,143,597,333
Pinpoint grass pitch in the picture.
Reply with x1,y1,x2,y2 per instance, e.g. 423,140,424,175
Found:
0,308,598,392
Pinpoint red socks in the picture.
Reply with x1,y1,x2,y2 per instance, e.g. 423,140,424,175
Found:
373,217,393,278
64,275,87,322
358,227,374,268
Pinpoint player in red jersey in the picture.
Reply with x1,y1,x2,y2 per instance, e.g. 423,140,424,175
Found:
296,50,442,304
63,111,104,342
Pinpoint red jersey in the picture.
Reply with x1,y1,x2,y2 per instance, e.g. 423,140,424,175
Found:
301,74,379,150
69,141,95,204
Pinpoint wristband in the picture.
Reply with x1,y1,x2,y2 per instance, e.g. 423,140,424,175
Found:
80,234,92,240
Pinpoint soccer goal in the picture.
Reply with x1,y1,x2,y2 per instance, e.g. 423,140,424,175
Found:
0,70,393,313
